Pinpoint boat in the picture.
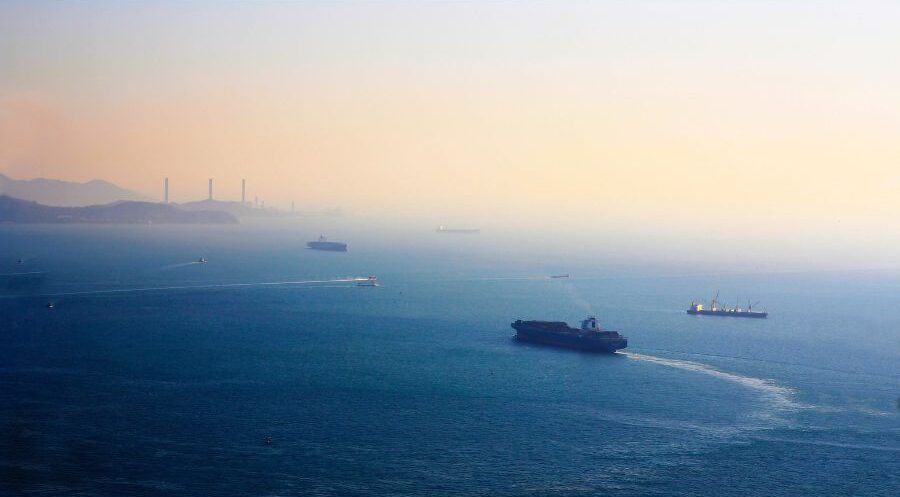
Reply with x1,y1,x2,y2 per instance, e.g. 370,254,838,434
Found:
511,316,627,353
307,235,348,252
436,226,480,234
357,276,379,287
687,291,767,318
549,274,569,279
198,257,207,264
46,302,54,309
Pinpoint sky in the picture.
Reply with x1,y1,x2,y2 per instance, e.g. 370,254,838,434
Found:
2,1,900,268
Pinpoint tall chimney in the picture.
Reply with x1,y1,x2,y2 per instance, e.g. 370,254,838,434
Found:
241,179,246,205
164,177,169,204
208,178,213,201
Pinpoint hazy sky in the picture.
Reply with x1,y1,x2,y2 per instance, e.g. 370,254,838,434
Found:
2,1,900,265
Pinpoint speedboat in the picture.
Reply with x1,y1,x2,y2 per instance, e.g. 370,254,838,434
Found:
198,257,207,264
357,276,379,287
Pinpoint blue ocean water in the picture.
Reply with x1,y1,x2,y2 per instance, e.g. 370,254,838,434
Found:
1,224,898,496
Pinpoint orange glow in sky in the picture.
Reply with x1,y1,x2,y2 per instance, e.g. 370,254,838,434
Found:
2,2,900,266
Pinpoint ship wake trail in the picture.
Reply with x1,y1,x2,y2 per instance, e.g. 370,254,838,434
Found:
8,278,370,299
160,262,202,270
622,352,804,412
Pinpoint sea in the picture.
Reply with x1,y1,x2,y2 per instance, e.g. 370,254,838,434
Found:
0,223,897,496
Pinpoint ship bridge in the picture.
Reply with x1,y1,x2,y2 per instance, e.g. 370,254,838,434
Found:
581,316,602,331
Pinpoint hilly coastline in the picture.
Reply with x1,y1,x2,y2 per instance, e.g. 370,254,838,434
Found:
179,199,294,218
0,174,150,206
0,196,237,224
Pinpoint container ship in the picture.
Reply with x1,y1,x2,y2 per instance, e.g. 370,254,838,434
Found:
511,316,627,353
307,235,347,252
687,292,767,318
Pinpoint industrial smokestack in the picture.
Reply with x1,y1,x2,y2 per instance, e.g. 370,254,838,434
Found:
208,178,213,201
242,179,246,205
164,177,169,204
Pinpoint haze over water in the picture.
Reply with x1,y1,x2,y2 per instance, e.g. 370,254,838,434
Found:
3,2,900,269
1,223,898,496
2,2,900,496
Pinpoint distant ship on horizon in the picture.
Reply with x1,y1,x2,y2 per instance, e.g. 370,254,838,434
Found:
307,235,348,252
436,225,480,234
687,291,767,318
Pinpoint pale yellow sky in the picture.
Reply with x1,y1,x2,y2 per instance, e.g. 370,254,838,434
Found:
2,1,900,261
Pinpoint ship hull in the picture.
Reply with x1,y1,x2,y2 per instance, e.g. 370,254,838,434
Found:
307,241,347,252
686,309,767,318
512,323,627,353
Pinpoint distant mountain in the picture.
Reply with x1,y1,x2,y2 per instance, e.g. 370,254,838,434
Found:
0,174,150,207
0,196,237,224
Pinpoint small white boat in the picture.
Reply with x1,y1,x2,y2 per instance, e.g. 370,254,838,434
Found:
357,276,379,287
198,257,207,264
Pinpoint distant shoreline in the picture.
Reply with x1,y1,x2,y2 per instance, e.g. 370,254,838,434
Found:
0,195,237,225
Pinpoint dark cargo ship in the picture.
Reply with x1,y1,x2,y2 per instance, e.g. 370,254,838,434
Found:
511,316,627,353
307,235,347,252
687,292,767,318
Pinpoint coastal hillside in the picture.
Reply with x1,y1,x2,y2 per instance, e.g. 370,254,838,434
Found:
0,174,150,207
0,195,237,224
179,199,288,218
